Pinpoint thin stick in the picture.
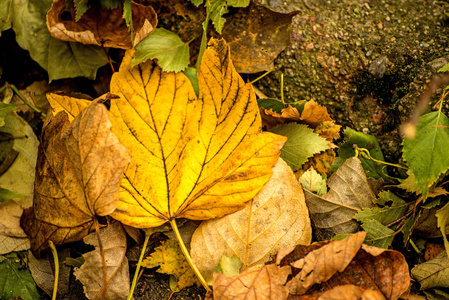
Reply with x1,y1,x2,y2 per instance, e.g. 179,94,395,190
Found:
48,241,59,300
127,232,151,300
102,45,115,73
249,70,272,84
170,219,211,292
94,218,107,300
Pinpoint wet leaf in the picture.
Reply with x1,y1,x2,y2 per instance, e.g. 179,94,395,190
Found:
0,252,40,300
21,102,130,256
190,158,312,280
402,111,449,199
142,239,199,290
0,112,38,254
285,231,366,295
270,123,329,171
47,0,157,49
132,28,190,72
74,221,130,300
213,264,291,300
304,157,376,240
10,0,108,81
109,38,286,228
222,2,298,73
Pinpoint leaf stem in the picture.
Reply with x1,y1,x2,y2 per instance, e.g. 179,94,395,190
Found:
94,218,107,300
10,84,46,117
169,219,211,292
48,241,59,300
280,73,285,106
355,147,407,169
249,70,272,84
127,232,150,300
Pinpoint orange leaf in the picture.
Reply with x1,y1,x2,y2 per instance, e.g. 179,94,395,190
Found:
260,105,301,129
300,99,333,128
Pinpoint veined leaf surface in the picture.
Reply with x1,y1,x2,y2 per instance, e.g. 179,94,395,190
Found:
109,38,286,228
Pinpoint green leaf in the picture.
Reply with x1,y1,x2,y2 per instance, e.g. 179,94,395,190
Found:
333,127,388,180
354,191,408,226
132,28,190,72
0,187,24,204
412,251,449,290
228,0,250,6
0,102,22,127
257,98,285,113
436,202,449,259
10,0,108,81
207,255,242,284
299,167,327,196
0,0,13,33
269,123,329,171
0,252,40,300
74,0,89,21
183,67,199,96
397,170,421,194
361,219,395,248
424,288,449,300
190,0,204,6
99,0,124,9
439,63,449,73
206,0,250,34
402,111,449,199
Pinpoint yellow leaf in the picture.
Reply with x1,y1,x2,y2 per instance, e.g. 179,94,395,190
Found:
46,93,91,122
190,158,312,280
109,38,286,228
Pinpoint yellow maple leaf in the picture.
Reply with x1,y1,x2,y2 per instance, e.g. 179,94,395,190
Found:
109,38,286,228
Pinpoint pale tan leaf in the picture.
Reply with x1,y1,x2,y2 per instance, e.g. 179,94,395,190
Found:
304,157,376,240
286,231,367,295
213,264,291,300
190,158,312,280
74,221,129,300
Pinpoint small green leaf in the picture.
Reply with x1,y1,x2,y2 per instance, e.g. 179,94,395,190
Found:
228,0,250,6
397,170,421,194
183,67,199,96
257,98,285,113
438,63,449,73
207,255,242,284
361,219,395,248
133,28,190,72
189,0,204,6
0,187,24,204
74,0,89,21
0,252,40,300
333,128,388,180
402,111,449,199
270,123,329,171
299,167,327,196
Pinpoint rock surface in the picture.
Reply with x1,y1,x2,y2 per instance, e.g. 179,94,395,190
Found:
255,0,449,161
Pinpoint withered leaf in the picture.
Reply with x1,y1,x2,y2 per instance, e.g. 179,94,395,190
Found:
300,100,333,128
21,102,130,256
213,264,291,300
46,0,157,49
304,157,376,240
278,235,410,299
318,285,386,300
74,221,130,300
222,2,299,73
260,105,301,129
190,158,312,280
285,231,367,295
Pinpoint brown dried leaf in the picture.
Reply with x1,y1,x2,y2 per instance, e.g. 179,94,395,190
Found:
190,158,312,280
74,221,130,300
304,157,376,240
300,100,333,128
277,235,410,300
222,2,299,73
260,105,301,129
286,232,366,295
314,121,342,142
318,285,386,300
46,0,157,49
213,264,291,300
20,102,130,256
